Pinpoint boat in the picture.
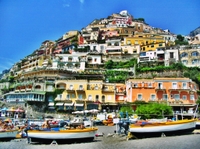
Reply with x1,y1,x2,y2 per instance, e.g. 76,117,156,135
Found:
128,119,196,138
27,127,98,143
0,129,19,140
196,119,200,129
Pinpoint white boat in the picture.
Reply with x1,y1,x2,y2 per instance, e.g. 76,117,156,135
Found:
129,119,196,138
27,127,98,143
196,120,200,129
0,130,18,140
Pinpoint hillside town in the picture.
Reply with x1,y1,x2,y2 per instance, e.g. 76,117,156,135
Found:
0,10,200,118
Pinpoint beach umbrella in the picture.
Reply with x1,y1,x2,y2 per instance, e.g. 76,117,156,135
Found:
7,107,16,112
15,108,24,112
89,109,99,113
84,110,90,113
1,107,8,111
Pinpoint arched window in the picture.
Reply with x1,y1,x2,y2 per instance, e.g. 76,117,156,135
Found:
191,51,199,57
180,52,188,58
182,60,188,65
192,59,199,65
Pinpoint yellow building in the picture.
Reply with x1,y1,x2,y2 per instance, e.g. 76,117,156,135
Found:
54,79,116,112
122,33,166,52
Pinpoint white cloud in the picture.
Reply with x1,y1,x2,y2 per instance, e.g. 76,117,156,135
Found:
79,0,84,4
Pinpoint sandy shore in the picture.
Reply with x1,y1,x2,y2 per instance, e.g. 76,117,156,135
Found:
1,126,200,149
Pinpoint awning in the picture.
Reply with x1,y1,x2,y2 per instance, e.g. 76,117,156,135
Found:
56,102,64,106
75,103,84,107
48,102,54,106
64,102,74,106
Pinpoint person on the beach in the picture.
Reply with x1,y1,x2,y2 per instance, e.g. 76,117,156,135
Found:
42,120,51,129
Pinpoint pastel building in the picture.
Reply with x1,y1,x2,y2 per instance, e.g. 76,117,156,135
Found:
126,78,199,114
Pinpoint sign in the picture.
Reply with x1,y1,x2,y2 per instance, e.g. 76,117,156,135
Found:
113,118,120,124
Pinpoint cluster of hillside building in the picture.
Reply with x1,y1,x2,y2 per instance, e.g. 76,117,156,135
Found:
0,10,200,115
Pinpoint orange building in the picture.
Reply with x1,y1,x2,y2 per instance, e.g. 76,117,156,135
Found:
126,78,199,114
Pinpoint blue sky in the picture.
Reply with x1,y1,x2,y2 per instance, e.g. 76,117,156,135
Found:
0,0,199,73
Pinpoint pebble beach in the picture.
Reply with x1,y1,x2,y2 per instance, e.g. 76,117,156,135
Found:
1,126,200,149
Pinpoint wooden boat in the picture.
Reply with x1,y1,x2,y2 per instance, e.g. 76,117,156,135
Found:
129,119,196,138
27,127,98,143
0,130,19,140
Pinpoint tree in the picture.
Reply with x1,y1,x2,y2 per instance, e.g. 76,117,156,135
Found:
135,103,173,119
120,105,134,116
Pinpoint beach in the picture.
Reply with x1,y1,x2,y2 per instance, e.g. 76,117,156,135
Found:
1,126,200,149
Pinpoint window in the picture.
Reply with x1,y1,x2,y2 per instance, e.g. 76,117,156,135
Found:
66,94,70,99
94,58,97,62
180,52,188,58
135,40,138,44
182,83,187,89
190,95,194,100
163,94,168,100
127,40,131,45
158,83,163,89
170,94,174,99
94,85,99,90
102,95,105,103
78,94,83,100
150,94,156,100
137,94,142,100
159,43,162,46
172,82,177,89
95,95,99,102
170,52,174,58
182,95,187,100
174,94,180,100
69,85,73,90
93,46,96,51
79,85,83,90
151,45,154,48
191,51,199,56
57,94,62,99
192,59,198,65
71,94,75,98
133,83,138,88
88,95,92,100
148,83,152,87
182,60,188,65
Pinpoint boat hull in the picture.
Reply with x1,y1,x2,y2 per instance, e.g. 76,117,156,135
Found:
27,127,98,143
0,130,18,140
129,119,196,138
196,120,200,129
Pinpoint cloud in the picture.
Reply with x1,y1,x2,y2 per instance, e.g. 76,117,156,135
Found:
79,0,84,4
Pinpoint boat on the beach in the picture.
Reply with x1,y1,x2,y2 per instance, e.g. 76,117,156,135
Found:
196,119,200,129
128,119,196,138
27,127,98,143
0,130,19,140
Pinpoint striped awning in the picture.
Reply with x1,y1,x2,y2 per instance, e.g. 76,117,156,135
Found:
64,102,74,106
56,102,64,106
48,102,54,106
75,103,84,107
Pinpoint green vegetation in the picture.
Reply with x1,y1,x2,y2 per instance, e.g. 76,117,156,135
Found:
175,34,189,45
104,58,137,69
119,105,134,116
135,103,173,119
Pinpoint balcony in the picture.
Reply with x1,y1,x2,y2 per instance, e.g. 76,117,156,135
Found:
102,87,115,92
76,87,85,92
155,86,166,90
66,87,75,92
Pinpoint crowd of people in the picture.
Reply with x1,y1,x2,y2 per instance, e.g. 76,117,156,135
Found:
0,119,15,131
